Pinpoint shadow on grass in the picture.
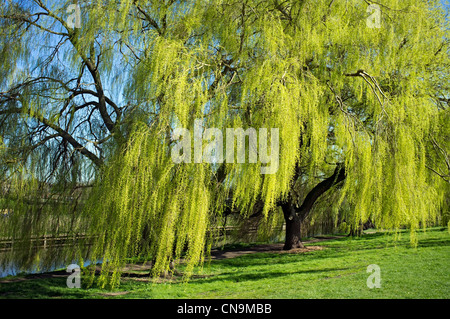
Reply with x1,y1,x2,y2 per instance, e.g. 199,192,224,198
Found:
1,228,447,298
0,273,90,299
319,229,450,250
190,265,354,284
204,229,450,269
416,237,450,248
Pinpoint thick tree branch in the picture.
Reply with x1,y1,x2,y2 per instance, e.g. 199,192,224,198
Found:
281,163,346,222
0,106,103,167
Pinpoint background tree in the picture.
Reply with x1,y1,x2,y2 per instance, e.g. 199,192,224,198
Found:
0,0,448,287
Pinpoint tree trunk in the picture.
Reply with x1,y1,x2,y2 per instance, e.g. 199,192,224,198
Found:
281,163,346,250
347,225,363,237
282,203,305,250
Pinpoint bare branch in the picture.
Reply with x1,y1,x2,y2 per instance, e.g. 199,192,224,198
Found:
0,106,103,167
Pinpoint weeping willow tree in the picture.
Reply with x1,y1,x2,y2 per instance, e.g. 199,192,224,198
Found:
0,0,448,288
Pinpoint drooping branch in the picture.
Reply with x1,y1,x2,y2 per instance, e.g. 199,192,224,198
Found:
20,1,122,135
0,106,103,167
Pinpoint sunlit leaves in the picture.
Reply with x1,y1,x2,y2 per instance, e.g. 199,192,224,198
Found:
0,0,448,287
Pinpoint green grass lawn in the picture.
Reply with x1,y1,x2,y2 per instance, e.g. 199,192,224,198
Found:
0,227,449,299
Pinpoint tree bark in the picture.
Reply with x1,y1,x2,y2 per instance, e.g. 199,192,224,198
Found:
282,164,346,250
281,203,304,250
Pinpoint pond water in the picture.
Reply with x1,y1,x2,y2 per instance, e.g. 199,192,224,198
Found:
0,256,99,278
0,262,20,278
0,262,71,278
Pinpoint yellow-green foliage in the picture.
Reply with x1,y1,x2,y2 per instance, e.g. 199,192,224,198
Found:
0,0,448,287
81,122,211,287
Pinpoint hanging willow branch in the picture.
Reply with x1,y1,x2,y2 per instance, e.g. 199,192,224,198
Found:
0,0,448,288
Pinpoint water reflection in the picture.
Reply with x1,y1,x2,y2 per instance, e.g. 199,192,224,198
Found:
0,256,98,278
